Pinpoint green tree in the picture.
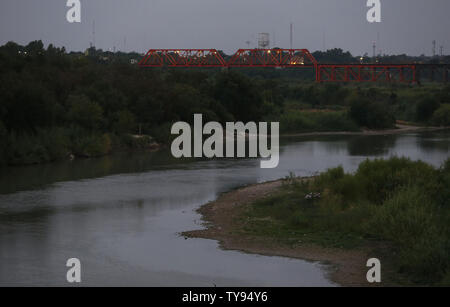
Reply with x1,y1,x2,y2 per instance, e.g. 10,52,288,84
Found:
134,95,165,126
25,40,44,55
67,95,104,130
213,72,263,122
113,110,136,134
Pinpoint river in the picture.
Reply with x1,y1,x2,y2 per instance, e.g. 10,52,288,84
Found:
0,131,449,286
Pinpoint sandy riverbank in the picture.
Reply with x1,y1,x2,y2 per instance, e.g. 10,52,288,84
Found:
281,124,448,138
183,180,394,287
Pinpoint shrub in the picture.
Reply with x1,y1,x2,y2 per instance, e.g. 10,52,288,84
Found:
368,186,448,283
72,133,111,157
7,132,49,165
415,97,440,123
37,128,70,161
119,134,155,150
436,158,450,208
349,96,395,129
355,157,436,204
431,104,450,126
247,157,450,284
279,111,314,132
2,128,70,165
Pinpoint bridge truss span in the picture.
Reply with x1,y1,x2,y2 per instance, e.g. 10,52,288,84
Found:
139,48,449,83
317,64,418,83
139,48,317,68
228,49,317,67
139,49,227,67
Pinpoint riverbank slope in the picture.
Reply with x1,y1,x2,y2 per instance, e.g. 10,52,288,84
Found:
183,180,379,286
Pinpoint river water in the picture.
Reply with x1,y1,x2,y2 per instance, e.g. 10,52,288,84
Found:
0,131,449,286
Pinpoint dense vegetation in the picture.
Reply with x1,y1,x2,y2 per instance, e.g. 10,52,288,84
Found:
0,41,449,166
245,157,450,286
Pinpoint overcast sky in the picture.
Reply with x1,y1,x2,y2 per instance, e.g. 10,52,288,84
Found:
0,0,449,56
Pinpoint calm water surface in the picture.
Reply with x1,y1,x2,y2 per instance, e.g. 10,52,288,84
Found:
0,131,449,286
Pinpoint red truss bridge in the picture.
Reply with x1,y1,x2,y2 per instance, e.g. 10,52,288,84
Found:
139,49,317,68
139,48,450,83
316,64,417,83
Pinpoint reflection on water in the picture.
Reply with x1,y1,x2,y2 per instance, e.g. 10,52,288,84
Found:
347,135,398,156
0,130,449,286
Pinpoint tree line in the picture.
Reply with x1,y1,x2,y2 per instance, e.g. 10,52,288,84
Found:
0,41,449,166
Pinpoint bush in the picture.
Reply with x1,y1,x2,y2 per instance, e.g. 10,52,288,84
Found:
315,159,450,284
368,186,448,283
355,157,436,204
7,132,49,165
246,157,450,285
72,133,112,157
436,158,450,208
118,134,155,150
368,186,437,245
431,104,450,126
37,128,70,161
349,96,395,129
4,128,70,165
415,97,440,123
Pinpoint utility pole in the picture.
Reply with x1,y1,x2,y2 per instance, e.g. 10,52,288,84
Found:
377,32,381,56
372,41,376,62
92,20,96,49
322,32,326,51
432,40,436,57
290,23,293,49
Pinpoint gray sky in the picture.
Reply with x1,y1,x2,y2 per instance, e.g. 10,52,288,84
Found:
0,0,449,56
